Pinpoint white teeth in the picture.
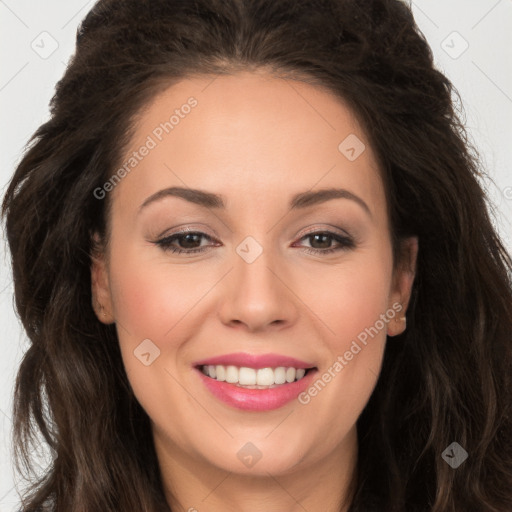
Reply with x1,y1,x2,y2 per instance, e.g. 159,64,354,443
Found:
201,364,311,386
215,365,226,381
239,367,257,385
274,367,286,384
258,367,276,386
225,365,238,383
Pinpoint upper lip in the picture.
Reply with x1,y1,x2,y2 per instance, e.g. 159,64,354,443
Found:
193,352,316,370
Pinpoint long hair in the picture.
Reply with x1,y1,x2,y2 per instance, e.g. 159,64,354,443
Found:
2,0,512,510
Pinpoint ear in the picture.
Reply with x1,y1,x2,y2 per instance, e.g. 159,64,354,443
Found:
90,233,115,324
387,236,418,337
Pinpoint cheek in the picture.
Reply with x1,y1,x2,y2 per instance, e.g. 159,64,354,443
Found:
108,250,210,342
106,250,210,436
293,248,393,429
302,249,393,349
105,244,192,379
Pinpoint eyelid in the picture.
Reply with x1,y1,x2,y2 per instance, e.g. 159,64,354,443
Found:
152,224,357,257
155,223,353,244
155,224,219,240
295,224,353,240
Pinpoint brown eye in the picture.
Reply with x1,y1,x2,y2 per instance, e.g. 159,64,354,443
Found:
155,231,218,254
295,231,355,255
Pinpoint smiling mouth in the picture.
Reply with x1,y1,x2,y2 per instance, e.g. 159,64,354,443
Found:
196,364,317,389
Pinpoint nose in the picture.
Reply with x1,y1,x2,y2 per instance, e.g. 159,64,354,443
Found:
217,246,299,333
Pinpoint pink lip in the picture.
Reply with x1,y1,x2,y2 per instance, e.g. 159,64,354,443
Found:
193,352,315,370
195,367,319,411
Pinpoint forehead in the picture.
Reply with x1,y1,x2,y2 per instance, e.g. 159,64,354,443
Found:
111,71,385,217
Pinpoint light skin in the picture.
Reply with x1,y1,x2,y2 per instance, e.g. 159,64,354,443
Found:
91,70,417,512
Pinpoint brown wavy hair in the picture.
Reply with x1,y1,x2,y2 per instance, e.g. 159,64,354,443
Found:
2,0,512,510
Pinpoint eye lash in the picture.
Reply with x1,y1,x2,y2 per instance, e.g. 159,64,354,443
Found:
154,231,216,254
152,230,356,255
296,231,355,255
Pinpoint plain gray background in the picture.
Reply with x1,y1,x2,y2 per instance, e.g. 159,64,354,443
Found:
1,0,511,509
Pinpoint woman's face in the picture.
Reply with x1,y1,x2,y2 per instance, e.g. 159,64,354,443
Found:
92,71,416,483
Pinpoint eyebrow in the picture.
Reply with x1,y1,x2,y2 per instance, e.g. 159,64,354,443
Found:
139,186,372,217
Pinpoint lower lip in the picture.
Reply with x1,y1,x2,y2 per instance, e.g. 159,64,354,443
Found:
195,367,318,411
